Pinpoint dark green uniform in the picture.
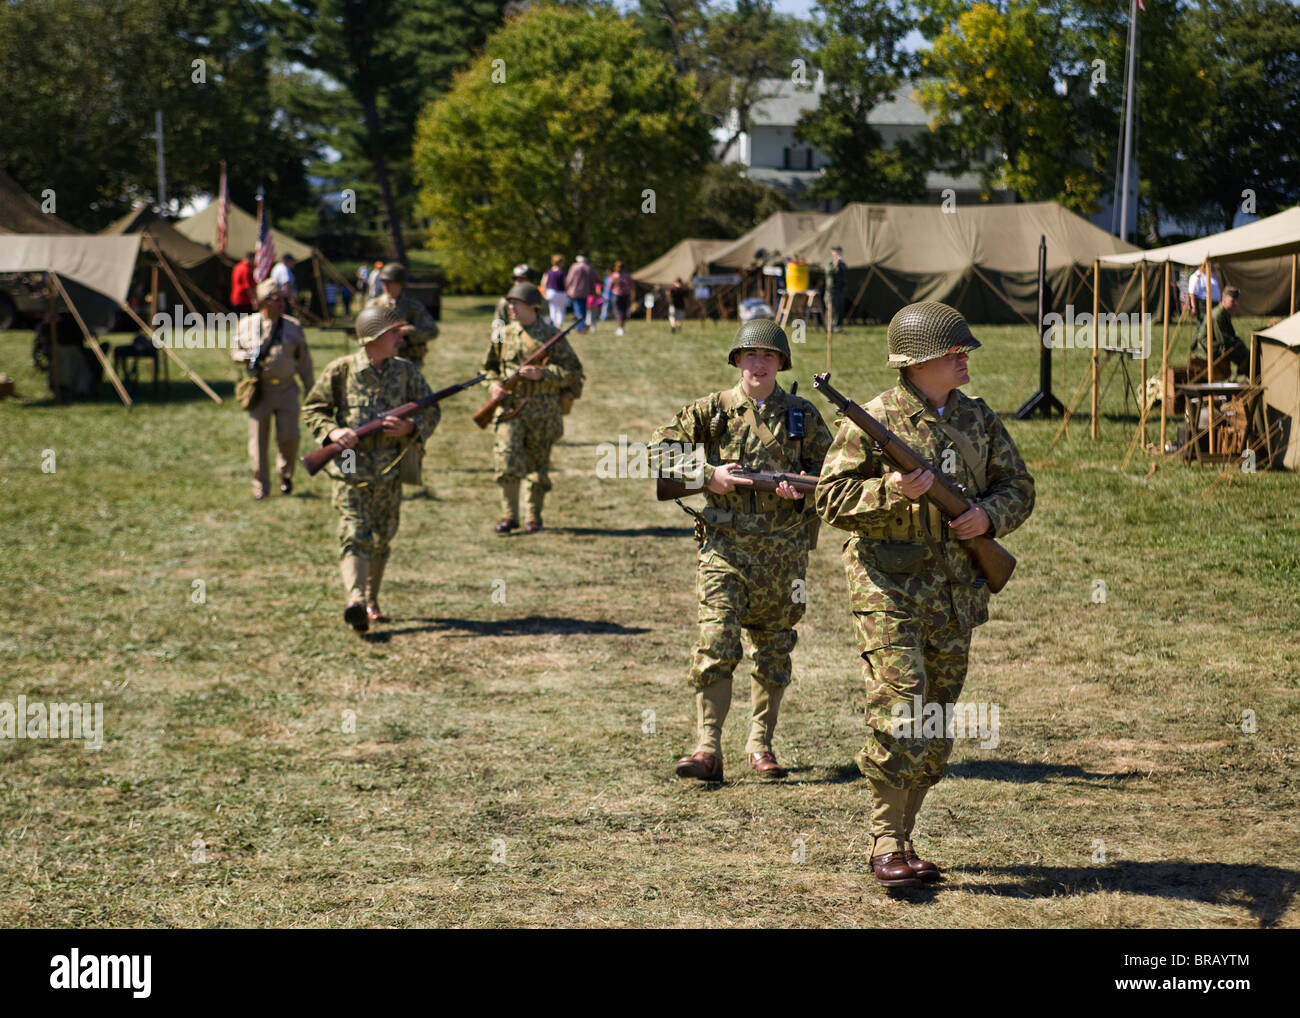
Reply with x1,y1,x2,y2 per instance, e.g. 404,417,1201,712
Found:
824,256,847,330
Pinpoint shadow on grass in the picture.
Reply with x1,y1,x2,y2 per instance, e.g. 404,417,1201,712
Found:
953,861,1300,928
363,614,651,643
549,526,693,539
946,760,1146,783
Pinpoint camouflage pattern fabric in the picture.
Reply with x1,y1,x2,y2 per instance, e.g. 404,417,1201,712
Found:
302,349,439,484
482,317,583,516
816,374,1033,787
365,292,438,366
652,382,833,691
332,473,402,560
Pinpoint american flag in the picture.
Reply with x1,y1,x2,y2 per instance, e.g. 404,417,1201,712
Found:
254,201,275,283
216,163,229,254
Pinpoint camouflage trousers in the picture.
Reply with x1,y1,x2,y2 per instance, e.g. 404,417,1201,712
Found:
331,475,402,560
853,609,971,788
494,411,563,519
689,530,808,691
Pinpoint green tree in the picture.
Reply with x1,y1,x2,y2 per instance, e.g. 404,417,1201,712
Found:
692,163,793,238
917,1,1109,211
0,0,317,229
413,5,713,291
795,0,932,203
277,0,508,262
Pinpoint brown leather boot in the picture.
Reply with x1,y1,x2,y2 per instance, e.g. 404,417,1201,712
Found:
870,852,922,888
904,848,941,882
674,752,723,782
748,751,787,779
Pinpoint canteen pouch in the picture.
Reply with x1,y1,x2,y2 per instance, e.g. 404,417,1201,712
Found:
872,542,927,575
235,375,262,410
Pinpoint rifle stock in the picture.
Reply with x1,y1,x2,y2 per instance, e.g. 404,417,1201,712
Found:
473,318,580,429
302,372,486,477
811,372,1015,593
655,469,819,501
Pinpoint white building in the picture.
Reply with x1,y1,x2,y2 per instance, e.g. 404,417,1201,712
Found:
718,77,1006,209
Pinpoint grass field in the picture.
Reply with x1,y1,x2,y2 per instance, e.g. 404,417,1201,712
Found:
1,298,1297,928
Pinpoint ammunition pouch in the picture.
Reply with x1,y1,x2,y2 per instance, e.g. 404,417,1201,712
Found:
859,498,946,542
871,542,928,574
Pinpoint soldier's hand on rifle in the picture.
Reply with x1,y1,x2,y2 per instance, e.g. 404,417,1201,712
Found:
518,364,544,380
950,504,991,540
773,480,802,500
891,466,935,500
707,462,755,494
329,427,358,449
380,415,413,437
490,382,508,401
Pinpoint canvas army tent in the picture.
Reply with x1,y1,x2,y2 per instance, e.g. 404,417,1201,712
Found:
1254,312,1300,469
0,168,82,235
0,234,221,406
632,238,731,287
101,206,233,315
176,201,353,320
706,211,834,271
786,202,1145,325
1100,206,1300,317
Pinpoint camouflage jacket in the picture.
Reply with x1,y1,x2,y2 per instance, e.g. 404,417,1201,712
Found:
815,376,1034,630
481,318,583,423
651,382,833,535
365,292,438,363
301,349,439,482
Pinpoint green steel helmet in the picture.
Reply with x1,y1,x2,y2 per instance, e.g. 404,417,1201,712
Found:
354,304,404,345
728,318,792,370
886,301,982,368
378,262,408,283
506,282,544,308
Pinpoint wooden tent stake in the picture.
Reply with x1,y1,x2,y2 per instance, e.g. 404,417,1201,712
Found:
116,301,222,404
1091,260,1100,440
1160,260,1171,453
48,273,132,407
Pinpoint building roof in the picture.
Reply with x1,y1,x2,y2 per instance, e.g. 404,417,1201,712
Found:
746,78,929,130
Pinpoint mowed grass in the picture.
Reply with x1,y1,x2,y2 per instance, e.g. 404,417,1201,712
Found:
1,298,1297,928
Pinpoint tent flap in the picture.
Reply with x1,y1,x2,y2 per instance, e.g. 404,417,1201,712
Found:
0,234,142,302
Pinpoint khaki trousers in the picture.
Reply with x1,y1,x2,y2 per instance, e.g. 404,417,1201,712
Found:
247,381,300,491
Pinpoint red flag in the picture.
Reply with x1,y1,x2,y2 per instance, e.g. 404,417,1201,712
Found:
1137,0,1145,10
216,163,229,255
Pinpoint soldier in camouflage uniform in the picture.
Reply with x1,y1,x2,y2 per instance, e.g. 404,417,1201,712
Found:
652,320,833,781
302,304,440,631
482,282,583,534
815,301,1034,886
365,263,438,368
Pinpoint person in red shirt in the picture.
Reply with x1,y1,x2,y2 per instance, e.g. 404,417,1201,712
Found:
230,252,255,314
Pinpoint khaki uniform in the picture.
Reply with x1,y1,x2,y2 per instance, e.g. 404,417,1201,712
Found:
652,383,833,757
482,317,583,523
232,312,314,494
1190,302,1250,376
365,292,438,367
301,349,439,608
815,375,1034,854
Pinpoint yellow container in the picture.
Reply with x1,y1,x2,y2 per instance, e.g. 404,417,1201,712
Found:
785,259,809,292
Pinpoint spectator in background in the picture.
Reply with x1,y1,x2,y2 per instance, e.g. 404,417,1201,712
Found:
608,261,633,336
271,254,298,310
231,251,255,314
543,254,567,327
356,263,370,300
1188,264,1222,320
368,260,384,300
600,269,613,324
668,277,690,334
565,254,595,333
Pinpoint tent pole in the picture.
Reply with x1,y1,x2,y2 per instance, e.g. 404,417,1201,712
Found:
47,283,60,401
1204,258,1215,454
149,264,160,329
149,237,203,322
1139,262,1147,425
117,301,223,404
1160,260,1170,452
313,255,330,324
1091,260,1100,441
1292,253,1297,315
48,273,131,408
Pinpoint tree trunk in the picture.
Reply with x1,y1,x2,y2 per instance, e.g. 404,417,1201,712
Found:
360,88,407,264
